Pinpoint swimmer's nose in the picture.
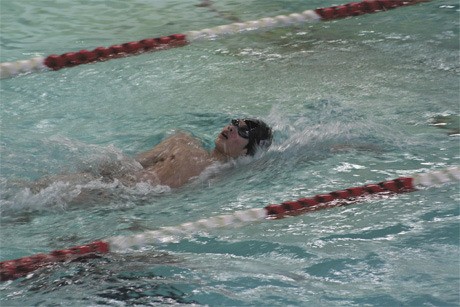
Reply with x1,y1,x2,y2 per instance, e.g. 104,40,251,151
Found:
227,125,238,135
221,125,235,139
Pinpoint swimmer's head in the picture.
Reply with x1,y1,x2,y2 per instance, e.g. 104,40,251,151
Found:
231,118,272,156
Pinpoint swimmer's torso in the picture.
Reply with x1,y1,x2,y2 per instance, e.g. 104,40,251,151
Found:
135,133,214,188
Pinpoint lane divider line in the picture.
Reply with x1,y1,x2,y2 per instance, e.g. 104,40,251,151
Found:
0,0,429,79
1,165,457,282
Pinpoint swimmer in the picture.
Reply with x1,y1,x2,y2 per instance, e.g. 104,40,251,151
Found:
32,118,272,192
134,118,272,188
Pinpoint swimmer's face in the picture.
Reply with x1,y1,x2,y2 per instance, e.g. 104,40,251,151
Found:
215,120,249,158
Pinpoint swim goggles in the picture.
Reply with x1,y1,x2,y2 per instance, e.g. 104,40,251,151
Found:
231,119,251,139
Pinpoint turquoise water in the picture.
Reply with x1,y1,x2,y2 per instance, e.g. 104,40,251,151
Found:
1,0,459,305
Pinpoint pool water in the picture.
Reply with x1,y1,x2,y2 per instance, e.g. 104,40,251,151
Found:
1,0,459,305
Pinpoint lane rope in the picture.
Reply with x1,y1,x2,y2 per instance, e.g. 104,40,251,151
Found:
0,0,429,79
1,166,458,281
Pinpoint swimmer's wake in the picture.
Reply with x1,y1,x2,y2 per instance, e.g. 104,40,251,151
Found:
1,166,458,281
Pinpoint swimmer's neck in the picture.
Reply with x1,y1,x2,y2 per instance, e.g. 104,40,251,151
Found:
210,149,232,162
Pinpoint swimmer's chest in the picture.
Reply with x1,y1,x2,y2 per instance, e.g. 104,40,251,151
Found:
146,135,212,187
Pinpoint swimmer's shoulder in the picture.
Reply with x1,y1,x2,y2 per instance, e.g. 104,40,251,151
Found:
136,132,207,168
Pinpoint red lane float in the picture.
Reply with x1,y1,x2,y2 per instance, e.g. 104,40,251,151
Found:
265,177,413,217
44,34,187,71
0,241,109,281
314,0,420,20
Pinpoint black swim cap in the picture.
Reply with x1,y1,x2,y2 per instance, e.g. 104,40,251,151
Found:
241,118,273,156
